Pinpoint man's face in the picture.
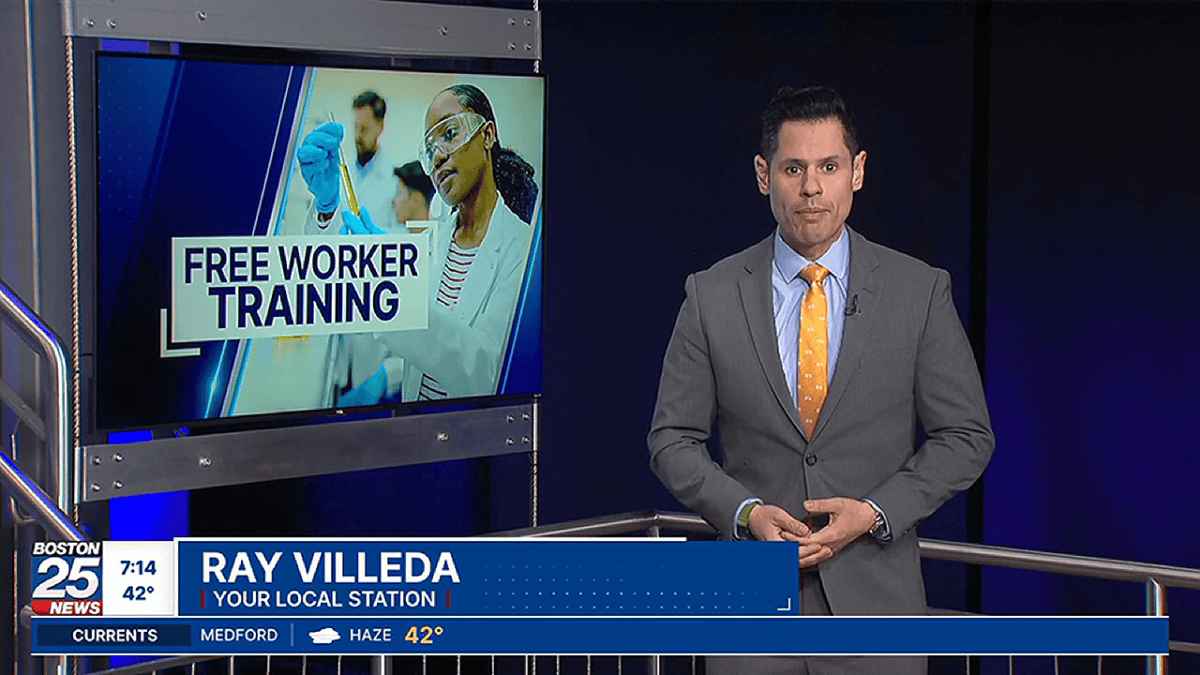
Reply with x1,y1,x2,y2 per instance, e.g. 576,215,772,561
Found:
353,106,384,155
754,118,866,259
392,178,429,224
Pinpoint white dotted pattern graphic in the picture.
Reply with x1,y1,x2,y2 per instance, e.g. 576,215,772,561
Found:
476,564,763,613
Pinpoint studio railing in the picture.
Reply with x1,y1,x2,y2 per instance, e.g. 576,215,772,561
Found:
1,277,80,675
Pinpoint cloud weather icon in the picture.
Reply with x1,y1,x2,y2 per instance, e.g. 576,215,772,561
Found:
309,627,341,645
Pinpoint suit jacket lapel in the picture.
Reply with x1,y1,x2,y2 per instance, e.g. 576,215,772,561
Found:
813,226,881,439
738,236,808,441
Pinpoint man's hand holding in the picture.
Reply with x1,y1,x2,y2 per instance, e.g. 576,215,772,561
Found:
803,498,878,559
748,504,832,568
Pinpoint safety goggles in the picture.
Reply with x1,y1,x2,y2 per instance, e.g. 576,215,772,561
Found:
419,112,487,174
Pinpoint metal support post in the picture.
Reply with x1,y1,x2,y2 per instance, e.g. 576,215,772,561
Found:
1147,577,1168,675
530,396,540,527
370,656,392,675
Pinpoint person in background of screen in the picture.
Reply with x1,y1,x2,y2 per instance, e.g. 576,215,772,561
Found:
349,90,399,230
647,86,995,675
301,90,399,233
392,161,435,225
336,83,538,404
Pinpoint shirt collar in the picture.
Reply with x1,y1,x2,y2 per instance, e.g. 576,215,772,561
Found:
773,226,850,284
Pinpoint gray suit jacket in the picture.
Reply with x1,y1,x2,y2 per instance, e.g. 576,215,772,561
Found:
648,227,994,615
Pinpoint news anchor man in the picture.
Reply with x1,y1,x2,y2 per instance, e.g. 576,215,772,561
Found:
648,86,995,675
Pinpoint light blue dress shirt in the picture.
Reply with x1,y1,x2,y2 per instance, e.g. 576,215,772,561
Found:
734,227,891,540
772,228,850,399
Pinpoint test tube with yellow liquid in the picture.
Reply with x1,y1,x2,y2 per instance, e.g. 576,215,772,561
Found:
329,112,360,216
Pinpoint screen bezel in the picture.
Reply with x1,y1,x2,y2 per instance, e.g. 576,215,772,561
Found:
86,49,547,443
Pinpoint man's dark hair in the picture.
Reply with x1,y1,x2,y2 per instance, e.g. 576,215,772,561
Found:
760,86,860,160
352,90,387,121
442,83,539,224
394,161,435,205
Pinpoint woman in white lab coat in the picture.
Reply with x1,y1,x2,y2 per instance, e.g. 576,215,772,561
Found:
340,84,537,404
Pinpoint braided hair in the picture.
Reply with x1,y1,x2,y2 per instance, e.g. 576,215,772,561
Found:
443,84,539,224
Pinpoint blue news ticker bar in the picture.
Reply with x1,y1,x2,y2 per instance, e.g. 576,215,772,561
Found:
32,616,1168,656
176,541,801,617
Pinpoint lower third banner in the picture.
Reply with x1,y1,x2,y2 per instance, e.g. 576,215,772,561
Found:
32,616,1168,656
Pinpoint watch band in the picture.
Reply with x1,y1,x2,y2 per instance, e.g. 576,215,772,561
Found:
868,508,885,535
735,500,760,540
865,500,887,540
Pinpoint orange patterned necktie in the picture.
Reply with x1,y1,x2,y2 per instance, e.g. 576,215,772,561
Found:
797,264,830,438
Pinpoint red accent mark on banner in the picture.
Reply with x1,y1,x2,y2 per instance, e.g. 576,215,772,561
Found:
446,589,451,608
200,589,206,609
31,600,102,616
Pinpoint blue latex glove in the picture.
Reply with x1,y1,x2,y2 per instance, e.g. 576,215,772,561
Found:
337,365,388,408
295,122,344,214
340,206,387,235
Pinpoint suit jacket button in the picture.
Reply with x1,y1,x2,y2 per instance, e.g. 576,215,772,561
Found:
805,454,817,466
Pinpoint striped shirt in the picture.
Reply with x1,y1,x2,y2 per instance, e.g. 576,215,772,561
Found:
421,240,478,400
435,240,477,308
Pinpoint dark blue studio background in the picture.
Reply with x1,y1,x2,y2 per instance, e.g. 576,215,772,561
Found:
979,3,1199,673
95,2,1198,672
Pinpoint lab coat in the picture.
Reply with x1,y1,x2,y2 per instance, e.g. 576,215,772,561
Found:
379,196,533,401
352,148,400,232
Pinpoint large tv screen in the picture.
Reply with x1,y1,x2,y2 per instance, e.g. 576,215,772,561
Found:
93,53,544,435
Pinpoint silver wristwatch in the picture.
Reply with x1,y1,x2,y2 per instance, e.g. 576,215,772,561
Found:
867,502,886,537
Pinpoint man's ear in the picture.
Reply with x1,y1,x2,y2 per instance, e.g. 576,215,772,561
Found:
851,150,867,192
754,154,771,195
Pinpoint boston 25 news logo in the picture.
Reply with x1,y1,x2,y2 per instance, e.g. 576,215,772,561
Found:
31,541,103,615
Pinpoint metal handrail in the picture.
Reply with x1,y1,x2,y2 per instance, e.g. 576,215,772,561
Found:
0,450,84,541
0,279,74,518
498,509,1200,590
503,509,1200,671
83,656,225,675
921,538,1200,590
1,278,77,675
0,377,45,439
495,509,715,538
